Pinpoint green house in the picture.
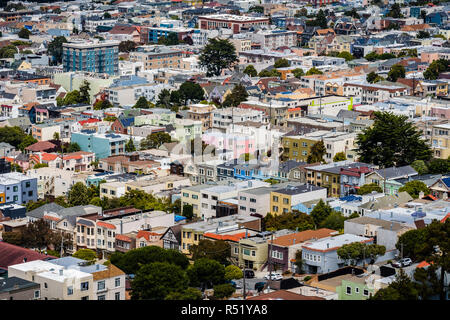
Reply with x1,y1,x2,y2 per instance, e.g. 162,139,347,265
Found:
336,278,374,300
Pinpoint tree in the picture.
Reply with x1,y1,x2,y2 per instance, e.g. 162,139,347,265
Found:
0,126,27,148
199,39,238,77
178,81,205,105
417,30,430,39
243,65,257,77
93,99,113,110
337,51,354,61
337,242,386,266
263,211,314,232
190,239,231,265
34,163,49,169
79,80,91,104
18,135,37,151
410,160,428,175
396,228,427,261
370,269,418,300
0,45,17,59
73,249,97,265
18,28,31,39
110,246,189,275
67,182,90,206
294,250,304,274
104,12,111,19
398,180,430,199
213,283,235,299
333,152,346,162
258,69,281,77
386,4,404,18
125,137,136,152
306,67,323,76
307,140,326,164
140,132,172,150
165,287,202,300
387,64,405,82
315,9,328,29
187,258,226,290
248,6,264,13
413,265,440,300
47,36,67,64
61,90,82,106
310,199,333,227
357,183,383,195
427,158,450,174
131,262,189,300
133,96,150,109
292,68,304,79
356,112,432,167
423,59,450,80
66,143,81,153
415,220,450,300
366,71,384,83
319,211,346,231
182,204,194,220
225,265,243,281
222,84,248,108
119,40,136,53
364,52,379,62
274,59,289,68
156,89,172,108
344,8,360,19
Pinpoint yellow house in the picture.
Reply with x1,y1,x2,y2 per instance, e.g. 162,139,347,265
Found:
282,136,313,162
18,61,32,71
270,190,292,215
269,184,328,215
180,185,204,218
431,123,450,159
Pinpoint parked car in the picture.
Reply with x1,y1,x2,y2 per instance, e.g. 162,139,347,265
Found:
391,258,413,268
243,269,255,278
264,273,283,281
229,280,242,289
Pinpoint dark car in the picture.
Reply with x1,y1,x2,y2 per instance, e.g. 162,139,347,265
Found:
244,269,255,278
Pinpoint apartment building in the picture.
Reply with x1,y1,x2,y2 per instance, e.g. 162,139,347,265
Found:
198,14,269,33
270,183,327,215
0,172,37,205
343,82,410,104
62,40,119,75
8,260,95,300
237,186,277,217
430,123,450,159
125,175,192,196
71,132,128,159
212,107,266,132
107,83,172,106
188,103,216,132
252,30,297,50
129,47,185,70
282,131,357,163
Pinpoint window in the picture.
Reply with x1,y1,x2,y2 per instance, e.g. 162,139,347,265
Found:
251,250,255,256
355,287,359,294
115,277,120,287
239,196,246,201
346,286,351,295
250,198,256,203
273,196,278,202
273,206,278,212
34,290,40,299
363,289,369,296
283,198,289,204
67,286,73,295
81,282,89,291
44,283,48,289
97,280,105,291
115,292,120,300
240,206,246,211
98,295,106,300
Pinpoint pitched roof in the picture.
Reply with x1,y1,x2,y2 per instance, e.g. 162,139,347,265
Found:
272,228,337,247
97,221,116,230
137,230,162,240
92,264,125,281
25,141,57,152
0,242,56,270
203,232,247,242
26,202,64,219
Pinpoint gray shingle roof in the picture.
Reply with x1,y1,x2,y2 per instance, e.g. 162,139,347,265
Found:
26,203,65,219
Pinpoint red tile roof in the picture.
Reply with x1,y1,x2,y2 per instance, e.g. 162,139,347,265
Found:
25,141,57,152
137,230,161,241
97,221,116,230
79,118,101,126
41,153,59,161
116,234,131,242
43,215,60,222
441,213,450,223
247,290,325,300
203,232,247,242
0,242,56,270
272,228,337,247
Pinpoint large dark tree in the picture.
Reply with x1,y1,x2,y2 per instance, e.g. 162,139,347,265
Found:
119,40,137,53
0,126,27,148
264,210,314,231
67,182,90,206
140,132,172,150
131,262,189,300
370,269,418,300
398,180,430,199
222,84,248,108
310,199,333,227
178,81,205,105
307,140,326,164
387,64,405,82
47,36,67,64
79,80,91,104
190,239,231,265
187,258,226,290
18,28,31,39
356,112,432,167
199,39,238,77
423,59,450,80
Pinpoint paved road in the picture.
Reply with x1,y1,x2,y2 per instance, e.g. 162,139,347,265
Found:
232,277,266,294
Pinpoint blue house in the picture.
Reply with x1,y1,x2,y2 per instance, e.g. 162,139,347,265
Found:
425,12,448,26
233,163,259,180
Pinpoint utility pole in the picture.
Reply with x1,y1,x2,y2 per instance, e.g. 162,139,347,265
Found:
242,266,246,300
268,232,274,291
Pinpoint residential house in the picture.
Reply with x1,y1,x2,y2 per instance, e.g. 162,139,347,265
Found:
364,166,418,195
270,183,328,215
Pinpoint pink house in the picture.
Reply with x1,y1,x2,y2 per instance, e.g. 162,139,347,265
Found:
202,131,256,159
